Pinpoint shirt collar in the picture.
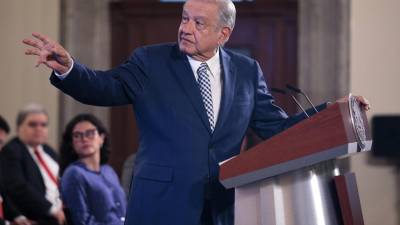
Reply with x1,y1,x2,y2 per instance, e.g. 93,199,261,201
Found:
187,48,220,77
26,144,43,153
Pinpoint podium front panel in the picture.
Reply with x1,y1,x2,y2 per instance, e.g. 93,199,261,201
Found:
235,160,344,225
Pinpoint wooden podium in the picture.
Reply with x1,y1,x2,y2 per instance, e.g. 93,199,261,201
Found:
219,95,372,225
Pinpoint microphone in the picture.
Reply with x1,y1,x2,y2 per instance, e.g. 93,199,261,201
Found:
271,87,310,118
286,84,318,113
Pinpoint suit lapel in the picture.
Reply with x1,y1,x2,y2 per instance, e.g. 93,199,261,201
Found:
170,46,212,133
214,48,236,133
16,138,46,191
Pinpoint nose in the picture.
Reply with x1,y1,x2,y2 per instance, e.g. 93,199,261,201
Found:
180,20,195,35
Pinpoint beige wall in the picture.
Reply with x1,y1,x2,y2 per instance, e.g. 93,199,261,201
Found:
350,0,400,224
0,0,60,148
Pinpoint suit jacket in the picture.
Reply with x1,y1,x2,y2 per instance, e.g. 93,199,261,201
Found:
0,161,22,223
0,137,59,224
50,43,324,225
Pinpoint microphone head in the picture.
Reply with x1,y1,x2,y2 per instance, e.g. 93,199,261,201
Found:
271,87,287,94
286,84,301,93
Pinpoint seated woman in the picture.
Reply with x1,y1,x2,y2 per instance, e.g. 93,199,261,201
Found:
60,114,126,225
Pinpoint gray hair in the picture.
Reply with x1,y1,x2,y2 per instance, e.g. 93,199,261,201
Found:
216,0,236,30
16,103,48,127
188,0,236,30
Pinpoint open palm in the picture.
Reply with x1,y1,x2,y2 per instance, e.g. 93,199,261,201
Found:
23,32,72,74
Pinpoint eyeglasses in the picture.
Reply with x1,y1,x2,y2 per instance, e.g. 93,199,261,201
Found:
72,129,98,141
27,121,48,128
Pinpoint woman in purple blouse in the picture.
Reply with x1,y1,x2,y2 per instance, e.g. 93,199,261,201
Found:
59,114,126,225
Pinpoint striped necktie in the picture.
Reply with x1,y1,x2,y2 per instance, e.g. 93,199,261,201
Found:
197,62,215,132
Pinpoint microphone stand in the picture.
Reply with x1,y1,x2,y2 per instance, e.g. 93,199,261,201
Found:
271,87,310,118
286,84,318,113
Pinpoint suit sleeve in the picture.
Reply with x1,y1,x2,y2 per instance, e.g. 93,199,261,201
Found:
3,194,22,221
0,145,53,218
50,47,150,106
249,61,326,140
1,166,22,221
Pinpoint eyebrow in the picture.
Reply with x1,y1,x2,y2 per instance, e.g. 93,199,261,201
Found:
182,10,207,21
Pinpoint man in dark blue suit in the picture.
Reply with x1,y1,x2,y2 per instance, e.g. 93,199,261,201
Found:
23,0,370,224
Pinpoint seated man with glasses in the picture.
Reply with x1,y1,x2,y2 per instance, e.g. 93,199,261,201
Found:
0,104,65,225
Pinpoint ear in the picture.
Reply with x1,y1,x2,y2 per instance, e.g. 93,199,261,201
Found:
218,27,232,45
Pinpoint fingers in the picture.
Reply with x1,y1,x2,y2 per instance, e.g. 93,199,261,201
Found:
23,33,53,52
32,32,51,44
35,50,52,67
25,48,41,56
47,43,69,59
22,38,43,49
357,96,370,105
23,32,52,49
41,41,72,67
45,60,70,74
355,96,371,111
336,95,371,111
23,32,72,72
36,50,47,66
35,59,43,68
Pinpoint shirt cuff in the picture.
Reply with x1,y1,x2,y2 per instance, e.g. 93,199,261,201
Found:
54,59,74,80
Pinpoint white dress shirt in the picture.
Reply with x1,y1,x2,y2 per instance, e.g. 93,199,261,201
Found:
26,145,62,214
187,49,223,127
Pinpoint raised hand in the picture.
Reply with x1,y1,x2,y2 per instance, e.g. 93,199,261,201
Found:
23,32,72,74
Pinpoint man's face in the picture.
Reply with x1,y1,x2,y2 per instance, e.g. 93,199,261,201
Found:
0,129,8,149
18,113,49,147
178,0,231,61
